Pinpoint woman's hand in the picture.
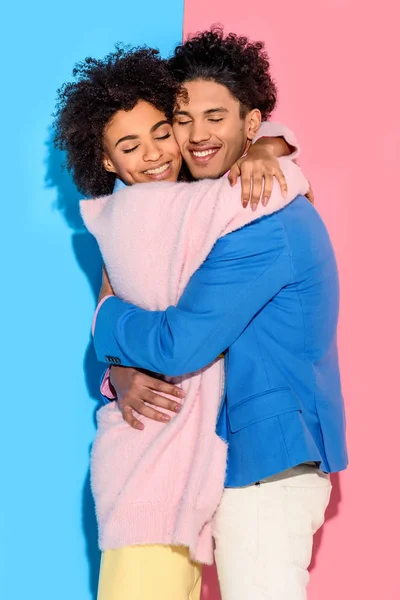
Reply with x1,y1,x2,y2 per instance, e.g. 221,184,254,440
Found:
110,366,185,430
228,138,288,210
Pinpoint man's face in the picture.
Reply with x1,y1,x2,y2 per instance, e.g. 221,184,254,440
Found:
172,80,257,180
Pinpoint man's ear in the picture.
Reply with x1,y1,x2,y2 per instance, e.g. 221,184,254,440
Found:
103,155,117,174
246,109,262,141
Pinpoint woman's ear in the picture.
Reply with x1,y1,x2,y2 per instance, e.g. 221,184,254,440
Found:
246,109,262,141
103,155,117,174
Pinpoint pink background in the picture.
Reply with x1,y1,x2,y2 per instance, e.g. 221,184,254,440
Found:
183,2,400,599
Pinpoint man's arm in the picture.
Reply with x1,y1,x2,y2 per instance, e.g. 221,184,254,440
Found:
93,217,291,377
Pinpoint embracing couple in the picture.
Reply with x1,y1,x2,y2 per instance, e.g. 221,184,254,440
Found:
55,27,347,600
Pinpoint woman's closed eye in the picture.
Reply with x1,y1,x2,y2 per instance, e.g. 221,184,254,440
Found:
122,145,139,154
155,133,171,141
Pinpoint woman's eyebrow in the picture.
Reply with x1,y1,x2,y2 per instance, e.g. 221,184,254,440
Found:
150,119,170,132
115,120,170,147
115,134,138,148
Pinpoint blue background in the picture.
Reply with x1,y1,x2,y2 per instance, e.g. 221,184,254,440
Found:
0,3,183,598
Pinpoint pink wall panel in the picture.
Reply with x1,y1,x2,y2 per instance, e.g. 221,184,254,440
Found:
183,2,400,599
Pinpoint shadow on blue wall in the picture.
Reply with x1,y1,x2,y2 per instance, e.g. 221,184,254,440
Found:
45,128,103,600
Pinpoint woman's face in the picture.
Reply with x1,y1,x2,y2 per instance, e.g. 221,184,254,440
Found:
103,101,182,184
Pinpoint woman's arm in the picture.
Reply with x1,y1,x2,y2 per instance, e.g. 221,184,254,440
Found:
228,121,304,208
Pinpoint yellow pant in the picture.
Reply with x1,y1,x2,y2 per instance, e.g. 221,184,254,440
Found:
97,545,202,600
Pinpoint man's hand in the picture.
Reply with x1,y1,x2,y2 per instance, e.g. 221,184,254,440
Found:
110,366,185,430
228,139,288,210
98,266,114,303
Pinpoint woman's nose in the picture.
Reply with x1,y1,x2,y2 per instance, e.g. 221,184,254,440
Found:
143,141,162,162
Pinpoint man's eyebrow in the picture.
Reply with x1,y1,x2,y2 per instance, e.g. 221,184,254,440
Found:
204,107,229,115
174,107,229,118
115,120,170,147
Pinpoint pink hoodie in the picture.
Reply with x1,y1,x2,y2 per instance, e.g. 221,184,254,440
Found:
81,156,309,565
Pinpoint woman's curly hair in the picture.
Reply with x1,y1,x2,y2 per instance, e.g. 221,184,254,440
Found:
169,26,277,120
54,46,181,197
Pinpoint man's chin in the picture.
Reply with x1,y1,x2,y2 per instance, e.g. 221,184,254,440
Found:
187,163,225,181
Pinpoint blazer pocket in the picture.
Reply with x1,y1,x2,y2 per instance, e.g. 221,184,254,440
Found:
228,387,302,433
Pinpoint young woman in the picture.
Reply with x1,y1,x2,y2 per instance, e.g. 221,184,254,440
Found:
54,46,307,600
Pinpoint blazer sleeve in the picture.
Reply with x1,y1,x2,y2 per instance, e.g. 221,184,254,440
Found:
93,217,292,376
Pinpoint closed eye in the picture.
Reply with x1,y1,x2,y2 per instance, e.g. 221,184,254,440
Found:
155,133,171,140
208,118,223,123
177,120,191,125
122,146,139,154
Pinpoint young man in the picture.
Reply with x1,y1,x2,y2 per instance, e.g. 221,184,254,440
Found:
93,30,348,599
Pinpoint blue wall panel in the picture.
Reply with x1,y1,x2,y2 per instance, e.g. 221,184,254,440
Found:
0,3,184,599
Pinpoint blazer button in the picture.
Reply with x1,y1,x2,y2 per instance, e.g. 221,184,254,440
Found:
105,355,121,365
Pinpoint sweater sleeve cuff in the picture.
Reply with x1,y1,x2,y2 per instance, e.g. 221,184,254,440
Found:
100,366,117,401
254,121,300,159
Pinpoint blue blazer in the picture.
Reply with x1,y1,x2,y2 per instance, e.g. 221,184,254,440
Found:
94,195,348,487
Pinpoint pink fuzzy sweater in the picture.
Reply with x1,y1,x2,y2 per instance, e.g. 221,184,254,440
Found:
80,157,308,564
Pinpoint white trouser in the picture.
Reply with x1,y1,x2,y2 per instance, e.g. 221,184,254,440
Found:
213,464,332,600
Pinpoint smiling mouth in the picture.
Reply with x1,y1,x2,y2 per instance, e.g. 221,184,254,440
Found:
189,147,220,164
143,162,171,176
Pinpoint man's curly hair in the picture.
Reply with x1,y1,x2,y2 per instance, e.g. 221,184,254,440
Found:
54,46,181,197
169,26,277,120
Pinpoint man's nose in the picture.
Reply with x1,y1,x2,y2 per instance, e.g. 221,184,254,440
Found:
189,121,211,144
